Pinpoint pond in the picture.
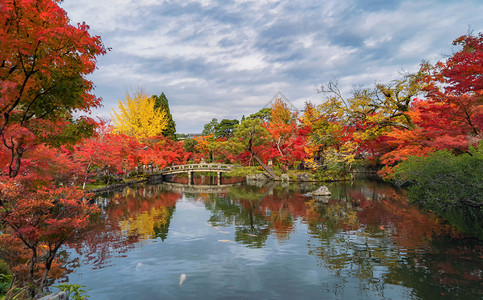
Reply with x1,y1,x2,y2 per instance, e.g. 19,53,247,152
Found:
57,177,483,299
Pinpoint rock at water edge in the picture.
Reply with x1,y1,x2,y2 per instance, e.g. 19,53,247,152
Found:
39,291,68,300
309,185,331,196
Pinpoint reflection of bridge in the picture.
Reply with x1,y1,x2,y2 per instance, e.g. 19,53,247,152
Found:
160,181,240,194
148,164,236,185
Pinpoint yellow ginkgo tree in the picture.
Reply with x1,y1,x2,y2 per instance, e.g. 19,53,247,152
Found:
111,90,168,139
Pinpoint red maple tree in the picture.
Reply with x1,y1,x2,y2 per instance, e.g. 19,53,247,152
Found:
0,1,106,297
0,0,106,177
379,33,482,177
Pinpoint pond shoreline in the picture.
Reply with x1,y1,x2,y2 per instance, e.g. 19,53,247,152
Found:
85,178,149,193
85,172,349,194
85,168,376,194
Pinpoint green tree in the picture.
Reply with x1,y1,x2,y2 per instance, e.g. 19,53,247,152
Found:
202,118,219,135
230,118,277,178
249,108,272,122
183,138,198,154
215,119,239,138
232,118,268,154
151,93,177,139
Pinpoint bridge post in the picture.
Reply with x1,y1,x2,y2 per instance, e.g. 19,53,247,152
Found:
217,171,221,185
188,171,194,185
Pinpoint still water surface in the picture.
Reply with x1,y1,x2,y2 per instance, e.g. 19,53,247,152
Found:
60,178,482,299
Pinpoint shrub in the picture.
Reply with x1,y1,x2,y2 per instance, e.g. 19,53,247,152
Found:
314,169,352,182
391,145,482,210
54,283,90,300
225,166,263,177
0,260,11,296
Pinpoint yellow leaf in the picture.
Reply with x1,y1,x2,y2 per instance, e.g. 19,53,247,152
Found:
111,90,168,139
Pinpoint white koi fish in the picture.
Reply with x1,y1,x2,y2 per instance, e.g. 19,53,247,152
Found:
179,273,187,286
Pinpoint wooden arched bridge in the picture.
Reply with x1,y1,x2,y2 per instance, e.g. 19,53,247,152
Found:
149,163,236,185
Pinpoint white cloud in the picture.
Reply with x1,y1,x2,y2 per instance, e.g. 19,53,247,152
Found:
61,0,483,133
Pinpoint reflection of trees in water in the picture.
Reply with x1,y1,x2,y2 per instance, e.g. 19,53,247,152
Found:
64,184,181,269
204,185,271,248
384,235,483,299
203,182,317,247
62,180,482,298
119,206,175,241
307,179,483,299
438,206,483,239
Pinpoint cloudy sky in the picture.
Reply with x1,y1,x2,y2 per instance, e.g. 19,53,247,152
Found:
61,0,483,133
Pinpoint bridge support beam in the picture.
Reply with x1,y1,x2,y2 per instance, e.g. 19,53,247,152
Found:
188,171,194,185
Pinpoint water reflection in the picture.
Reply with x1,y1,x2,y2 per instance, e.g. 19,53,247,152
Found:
63,179,482,299
306,180,482,299
66,185,180,269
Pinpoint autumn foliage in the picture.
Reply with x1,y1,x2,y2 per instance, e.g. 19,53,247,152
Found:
73,122,189,186
0,0,108,297
189,33,481,188
0,1,191,296
0,0,106,178
111,90,169,139
379,33,482,176
0,3,481,296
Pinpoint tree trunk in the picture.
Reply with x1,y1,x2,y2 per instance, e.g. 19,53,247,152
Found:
248,149,278,179
28,248,38,299
9,152,22,178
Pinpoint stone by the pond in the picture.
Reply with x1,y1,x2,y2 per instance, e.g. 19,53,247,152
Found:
297,173,310,181
246,174,269,181
308,185,331,196
39,291,68,300
281,174,290,181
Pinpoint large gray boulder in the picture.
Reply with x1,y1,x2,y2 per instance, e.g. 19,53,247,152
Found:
308,185,331,196
280,174,290,181
297,173,310,181
246,173,269,181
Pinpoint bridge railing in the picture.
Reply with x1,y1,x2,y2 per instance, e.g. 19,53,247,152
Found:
161,163,235,173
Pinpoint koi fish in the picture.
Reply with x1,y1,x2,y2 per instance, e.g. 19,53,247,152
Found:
218,239,235,243
179,273,186,286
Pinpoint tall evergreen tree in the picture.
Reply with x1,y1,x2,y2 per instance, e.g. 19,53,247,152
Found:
152,93,177,139
202,118,219,135
216,119,239,138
